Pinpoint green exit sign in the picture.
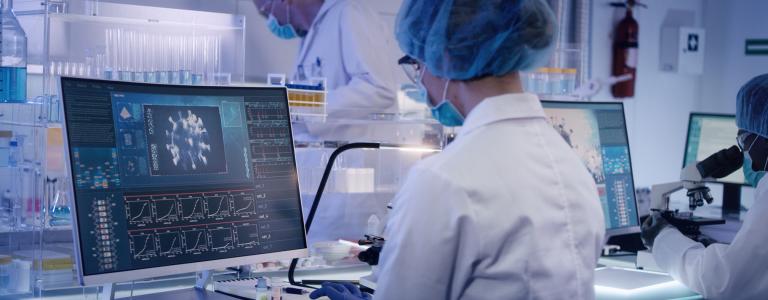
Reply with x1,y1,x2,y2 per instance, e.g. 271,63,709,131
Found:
746,39,768,55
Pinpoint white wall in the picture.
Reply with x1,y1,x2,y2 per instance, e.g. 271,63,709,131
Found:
700,0,768,114
590,0,705,188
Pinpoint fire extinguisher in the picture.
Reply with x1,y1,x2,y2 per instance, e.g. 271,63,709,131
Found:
611,0,646,99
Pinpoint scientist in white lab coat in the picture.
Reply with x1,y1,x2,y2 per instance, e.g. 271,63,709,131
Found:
253,0,405,244
253,0,401,139
309,0,606,299
642,74,768,299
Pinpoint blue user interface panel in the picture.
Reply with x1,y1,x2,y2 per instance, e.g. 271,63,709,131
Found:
542,101,639,231
684,113,744,185
61,78,306,277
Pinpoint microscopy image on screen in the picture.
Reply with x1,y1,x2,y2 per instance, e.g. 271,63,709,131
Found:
144,105,227,176
546,109,605,184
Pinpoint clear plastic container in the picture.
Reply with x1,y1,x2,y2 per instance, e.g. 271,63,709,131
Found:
534,68,551,95
0,0,27,103
563,68,578,95
522,72,535,94
548,68,563,95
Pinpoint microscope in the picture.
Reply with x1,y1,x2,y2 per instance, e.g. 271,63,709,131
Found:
650,146,744,239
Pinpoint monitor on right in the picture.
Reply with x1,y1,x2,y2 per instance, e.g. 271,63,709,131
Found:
542,101,639,236
684,113,745,185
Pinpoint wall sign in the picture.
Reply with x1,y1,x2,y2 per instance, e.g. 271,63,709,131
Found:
746,39,768,56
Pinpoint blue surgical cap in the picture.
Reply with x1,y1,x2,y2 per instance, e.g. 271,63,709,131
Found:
736,74,768,138
395,0,556,81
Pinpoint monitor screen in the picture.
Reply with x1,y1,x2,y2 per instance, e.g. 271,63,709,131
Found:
684,113,744,185
542,101,640,234
61,78,307,285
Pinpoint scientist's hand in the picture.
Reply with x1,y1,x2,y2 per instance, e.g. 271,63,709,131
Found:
309,282,372,300
641,212,673,250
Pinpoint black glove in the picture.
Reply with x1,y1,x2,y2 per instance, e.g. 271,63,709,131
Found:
696,233,718,247
641,212,672,250
309,282,372,300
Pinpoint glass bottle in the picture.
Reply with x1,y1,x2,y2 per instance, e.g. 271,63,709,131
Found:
0,0,27,103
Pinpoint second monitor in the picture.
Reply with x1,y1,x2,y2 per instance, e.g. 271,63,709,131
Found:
684,113,744,185
542,101,640,236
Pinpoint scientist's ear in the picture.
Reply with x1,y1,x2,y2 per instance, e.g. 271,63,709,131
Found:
420,67,445,107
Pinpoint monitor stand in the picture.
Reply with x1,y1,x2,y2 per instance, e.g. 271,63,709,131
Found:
99,283,115,300
98,270,236,300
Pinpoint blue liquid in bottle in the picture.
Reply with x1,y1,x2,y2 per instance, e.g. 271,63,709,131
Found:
0,67,25,103
0,0,27,103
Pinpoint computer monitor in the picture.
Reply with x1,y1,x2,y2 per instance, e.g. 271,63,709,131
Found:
542,101,640,236
60,78,308,286
684,113,744,217
683,113,744,185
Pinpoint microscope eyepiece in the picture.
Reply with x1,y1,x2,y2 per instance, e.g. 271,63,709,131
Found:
696,146,744,179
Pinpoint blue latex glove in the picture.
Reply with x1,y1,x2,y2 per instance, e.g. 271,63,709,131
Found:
309,282,372,300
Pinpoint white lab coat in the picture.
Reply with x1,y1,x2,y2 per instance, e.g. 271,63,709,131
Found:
291,0,404,244
374,94,606,300
653,178,768,299
291,0,402,141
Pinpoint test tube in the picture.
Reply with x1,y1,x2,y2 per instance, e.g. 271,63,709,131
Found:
203,36,213,85
95,49,105,80
104,29,114,80
153,34,161,83
168,36,179,84
131,31,144,82
180,36,192,85
63,62,72,77
564,68,577,95
160,35,172,84
84,49,94,78
191,36,204,85
210,36,230,85
118,29,132,81
143,34,156,83
547,68,561,95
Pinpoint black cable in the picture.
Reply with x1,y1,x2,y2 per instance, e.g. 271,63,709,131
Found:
288,143,381,288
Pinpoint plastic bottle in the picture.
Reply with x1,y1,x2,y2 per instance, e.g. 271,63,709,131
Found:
366,214,381,236
7,139,18,167
0,0,27,103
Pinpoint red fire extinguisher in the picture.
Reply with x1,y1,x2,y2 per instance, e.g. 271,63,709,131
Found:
611,0,645,99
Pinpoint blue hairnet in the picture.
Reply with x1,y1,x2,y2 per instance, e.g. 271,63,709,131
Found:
736,74,768,138
395,0,556,80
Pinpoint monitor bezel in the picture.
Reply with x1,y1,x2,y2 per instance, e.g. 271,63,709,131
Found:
59,77,309,286
541,100,641,237
682,112,745,186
